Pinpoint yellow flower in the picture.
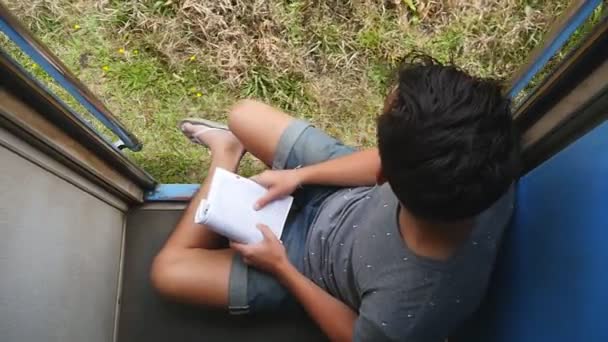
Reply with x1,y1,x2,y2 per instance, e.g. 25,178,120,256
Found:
102,65,110,72
133,49,139,55
73,24,81,30
189,55,196,62
196,92,203,97
118,48,125,54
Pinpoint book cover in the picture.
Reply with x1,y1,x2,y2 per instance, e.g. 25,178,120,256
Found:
195,167,294,244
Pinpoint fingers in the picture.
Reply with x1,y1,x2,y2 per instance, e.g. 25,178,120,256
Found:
230,241,249,254
230,233,263,266
230,241,259,266
257,224,279,243
254,188,282,210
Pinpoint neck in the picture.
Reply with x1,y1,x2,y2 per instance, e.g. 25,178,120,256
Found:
398,206,474,261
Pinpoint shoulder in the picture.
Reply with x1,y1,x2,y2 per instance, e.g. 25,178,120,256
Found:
355,298,443,342
354,271,444,341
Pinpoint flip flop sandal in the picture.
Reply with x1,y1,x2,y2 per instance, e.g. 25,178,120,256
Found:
178,118,229,148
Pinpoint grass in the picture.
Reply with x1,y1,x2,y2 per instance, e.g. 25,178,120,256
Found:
1,0,580,183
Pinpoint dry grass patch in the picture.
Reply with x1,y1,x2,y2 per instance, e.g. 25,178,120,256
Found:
3,0,573,182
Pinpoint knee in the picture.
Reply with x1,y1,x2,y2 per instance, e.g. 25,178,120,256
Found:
149,252,180,298
227,99,262,131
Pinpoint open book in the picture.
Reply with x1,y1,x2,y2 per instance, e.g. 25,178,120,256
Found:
194,167,294,244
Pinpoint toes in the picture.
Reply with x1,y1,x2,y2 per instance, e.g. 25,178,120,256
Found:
180,122,197,136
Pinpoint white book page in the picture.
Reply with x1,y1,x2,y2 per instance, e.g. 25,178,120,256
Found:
195,168,293,244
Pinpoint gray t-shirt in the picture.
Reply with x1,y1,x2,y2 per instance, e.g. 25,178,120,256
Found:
303,183,515,341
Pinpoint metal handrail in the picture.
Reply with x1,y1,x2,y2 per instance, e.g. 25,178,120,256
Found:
1,48,157,192
507,0,602,98
0,2,142,151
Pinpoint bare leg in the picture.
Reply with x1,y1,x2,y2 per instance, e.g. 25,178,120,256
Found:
163,127,245,250
151,128,244,307
228,100,296,168
161,99,296,251
151,100,299,307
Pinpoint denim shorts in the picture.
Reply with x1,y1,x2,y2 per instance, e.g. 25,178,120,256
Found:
228,120,355,314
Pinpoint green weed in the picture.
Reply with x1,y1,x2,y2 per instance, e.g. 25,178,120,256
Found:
3,0,592,183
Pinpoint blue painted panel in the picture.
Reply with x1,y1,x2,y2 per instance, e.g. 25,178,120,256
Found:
454,121,608,341
145,184,200,201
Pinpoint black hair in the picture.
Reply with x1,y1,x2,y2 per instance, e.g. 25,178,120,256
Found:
377,54,519,221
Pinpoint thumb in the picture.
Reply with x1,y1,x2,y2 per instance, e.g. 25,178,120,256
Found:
257,224,279,242
254,187,282,210
250,171,271,188
249,174,262,185
230,241,249,255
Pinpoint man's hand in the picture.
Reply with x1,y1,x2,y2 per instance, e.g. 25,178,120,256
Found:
230,224,290,275
251,169,303,210
233,225,358,342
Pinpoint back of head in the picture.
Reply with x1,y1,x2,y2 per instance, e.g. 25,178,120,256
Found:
377,54,519,221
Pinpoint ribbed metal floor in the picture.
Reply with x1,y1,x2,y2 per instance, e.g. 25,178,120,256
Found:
118,207,325,342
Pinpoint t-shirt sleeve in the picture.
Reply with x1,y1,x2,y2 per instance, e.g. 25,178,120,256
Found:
353,291,427,342
354,314,394,342
354,295,398,342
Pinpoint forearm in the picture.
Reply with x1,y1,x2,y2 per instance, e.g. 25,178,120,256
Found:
298,148,380,187
277,263,357,342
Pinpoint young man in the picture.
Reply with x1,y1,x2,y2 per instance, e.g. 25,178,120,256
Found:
150,56,518,342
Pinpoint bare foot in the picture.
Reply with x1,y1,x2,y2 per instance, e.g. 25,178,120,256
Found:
181,122,245,159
